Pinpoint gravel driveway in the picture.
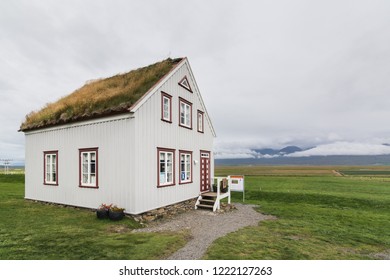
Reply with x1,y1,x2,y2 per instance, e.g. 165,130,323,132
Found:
133,203,273,260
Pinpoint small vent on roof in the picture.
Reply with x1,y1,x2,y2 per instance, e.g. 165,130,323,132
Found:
178,76,192,93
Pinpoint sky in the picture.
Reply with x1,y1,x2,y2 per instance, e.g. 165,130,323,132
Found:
1,0,390,163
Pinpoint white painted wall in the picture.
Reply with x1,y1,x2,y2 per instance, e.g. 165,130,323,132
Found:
25,115,137,213
132,60,214,214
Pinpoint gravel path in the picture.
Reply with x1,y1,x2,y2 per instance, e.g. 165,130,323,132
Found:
133,203,273,260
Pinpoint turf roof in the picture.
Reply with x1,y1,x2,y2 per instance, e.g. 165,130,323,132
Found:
20,57,183,131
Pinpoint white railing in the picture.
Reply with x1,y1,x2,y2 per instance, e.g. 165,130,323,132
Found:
212,176,231,211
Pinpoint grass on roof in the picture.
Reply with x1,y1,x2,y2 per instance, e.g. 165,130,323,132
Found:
20,58,182,131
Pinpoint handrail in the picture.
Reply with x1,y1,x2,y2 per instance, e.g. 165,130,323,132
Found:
212,176,231,211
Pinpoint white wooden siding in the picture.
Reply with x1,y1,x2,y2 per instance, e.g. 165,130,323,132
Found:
25,115,136,213
132,60,214,214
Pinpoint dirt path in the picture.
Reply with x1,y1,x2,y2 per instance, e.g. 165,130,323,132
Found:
133,203,273,260
332,170,343,176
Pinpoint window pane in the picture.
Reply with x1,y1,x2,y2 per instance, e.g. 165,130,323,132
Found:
82,174,88,184
90,163,96,174
163,97,170,120
160,172,166,184
83,153,88,163
91,174,96,184
83,163,88,174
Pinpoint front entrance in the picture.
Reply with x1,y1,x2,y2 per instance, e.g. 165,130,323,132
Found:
200,151,210,192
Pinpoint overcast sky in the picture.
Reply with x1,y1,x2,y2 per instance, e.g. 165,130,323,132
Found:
1,0,390,163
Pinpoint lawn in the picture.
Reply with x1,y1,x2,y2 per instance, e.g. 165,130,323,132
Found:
1,167,389,260
204,166,390,259
0,174,187,260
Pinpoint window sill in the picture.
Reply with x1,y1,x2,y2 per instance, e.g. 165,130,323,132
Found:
157,183,175,188
44,183,58,186
161,118,172,123
79,185,99,189
179,124,192,130
179,181,193,185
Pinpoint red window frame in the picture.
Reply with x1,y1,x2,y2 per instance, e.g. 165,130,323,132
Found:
161,91,172,123
43,150,58,186
157,147,175,188
178,76,193,93
179,97,192,130
197,110,204,133
79,147,99,189
179,150,193,184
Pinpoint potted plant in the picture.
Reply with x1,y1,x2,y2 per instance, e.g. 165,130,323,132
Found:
108,205,125,221
96,203,111,219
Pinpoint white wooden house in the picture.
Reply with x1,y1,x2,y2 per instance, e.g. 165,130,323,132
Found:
20,57,216,214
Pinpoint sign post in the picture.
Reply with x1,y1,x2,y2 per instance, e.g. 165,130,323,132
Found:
228,175,245,202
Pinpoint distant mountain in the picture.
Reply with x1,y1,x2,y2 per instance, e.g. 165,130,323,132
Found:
216,155,390,166
279,146,302,154
253,146,304,157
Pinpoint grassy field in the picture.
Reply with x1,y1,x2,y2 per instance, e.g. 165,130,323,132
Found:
0,174,187,260
1,166,389,260
204,166,390,259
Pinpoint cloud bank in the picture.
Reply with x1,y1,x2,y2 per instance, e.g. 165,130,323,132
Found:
289,142,390,157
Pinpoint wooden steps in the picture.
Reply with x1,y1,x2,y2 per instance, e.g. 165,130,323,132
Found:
195,192,217,211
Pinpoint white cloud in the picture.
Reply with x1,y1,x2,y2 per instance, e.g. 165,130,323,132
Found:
289,142,390,157
2,1,390,160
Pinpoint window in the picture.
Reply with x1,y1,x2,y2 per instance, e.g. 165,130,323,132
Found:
79,148,98,188
161,92,172,122
44,151,58,185
178,76,193,92
179,150,192,184
179,98,192,129
157,148,175,187
197,110,204,133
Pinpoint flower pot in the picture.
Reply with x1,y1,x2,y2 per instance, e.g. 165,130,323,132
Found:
96,209,109,219
108,210,124,221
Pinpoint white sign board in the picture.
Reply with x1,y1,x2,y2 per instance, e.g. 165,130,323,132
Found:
229,175,244,192
229,174,244,194
229,175,245,201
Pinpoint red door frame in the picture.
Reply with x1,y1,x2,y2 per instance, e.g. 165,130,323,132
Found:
200,150,211,192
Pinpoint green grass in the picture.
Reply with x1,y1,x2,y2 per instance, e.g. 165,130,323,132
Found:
339,170,390,176
2,167,390,260
20,58,182,131
204,167,390,259
0,174,187,260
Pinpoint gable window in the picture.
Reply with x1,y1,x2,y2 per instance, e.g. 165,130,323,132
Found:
161,92,172,123
179,98,192,129
44,151,58,185
178,76,193,93
79,148,98,188
179,150,192,184
197,110,204,133
157,148,175,187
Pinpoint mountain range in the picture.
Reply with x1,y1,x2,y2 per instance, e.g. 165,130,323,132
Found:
253,145,307,157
